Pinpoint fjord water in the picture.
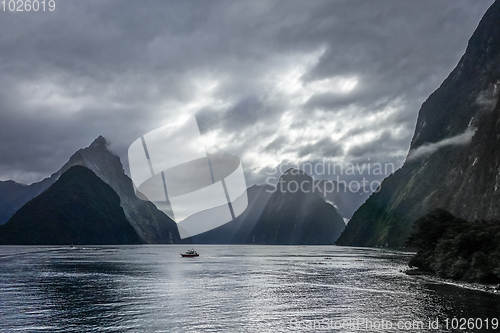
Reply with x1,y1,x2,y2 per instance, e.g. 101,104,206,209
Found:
0,246,498,332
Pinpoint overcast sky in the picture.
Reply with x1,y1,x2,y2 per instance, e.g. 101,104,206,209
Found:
0,0,494,187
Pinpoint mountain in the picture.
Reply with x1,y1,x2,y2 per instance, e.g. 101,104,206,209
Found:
61,136,182,243
191,184,274,244
248,169,345,245
0,166,141,245
337,1,500,247
0,136,182,243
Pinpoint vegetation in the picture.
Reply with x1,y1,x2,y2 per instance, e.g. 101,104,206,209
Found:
408,208,500,283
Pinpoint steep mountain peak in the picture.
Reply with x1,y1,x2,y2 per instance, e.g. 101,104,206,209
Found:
278,168,314,193
89,135,108,148
410,0,500,150
282,167,306,175
280,168,312,180
64,136,115,171
464,0,500,67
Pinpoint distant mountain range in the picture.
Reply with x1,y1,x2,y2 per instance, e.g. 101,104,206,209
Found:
0,137,349,245
193,169,346,245
337,0,500,247
0,136,182,244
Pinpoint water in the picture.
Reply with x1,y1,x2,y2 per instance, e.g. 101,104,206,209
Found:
0,245,498,332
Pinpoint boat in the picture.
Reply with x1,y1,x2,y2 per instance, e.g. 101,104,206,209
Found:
181,248,199,257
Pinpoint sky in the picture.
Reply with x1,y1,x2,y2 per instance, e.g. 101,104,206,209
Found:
0,0,494,189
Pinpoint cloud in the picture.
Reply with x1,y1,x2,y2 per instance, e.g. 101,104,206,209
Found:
264,136,287,153
475,83,500,112
407,128,476,161
0,0,494,187
347,130,402,158
298,138,343,158
222,96,263,132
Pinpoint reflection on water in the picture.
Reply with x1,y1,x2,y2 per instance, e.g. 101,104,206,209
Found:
0,246,498,332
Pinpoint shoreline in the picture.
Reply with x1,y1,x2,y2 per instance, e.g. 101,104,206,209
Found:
403,268,500,296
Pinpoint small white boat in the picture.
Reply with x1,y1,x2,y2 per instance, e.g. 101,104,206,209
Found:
181,248,199,257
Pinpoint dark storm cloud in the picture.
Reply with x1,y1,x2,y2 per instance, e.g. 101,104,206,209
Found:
194,108,222,135
0,0,494,185
298,138,343,158
222,96,263,131
264,136,287,153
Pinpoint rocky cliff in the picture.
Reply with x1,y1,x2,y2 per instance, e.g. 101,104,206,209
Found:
337,0,500,247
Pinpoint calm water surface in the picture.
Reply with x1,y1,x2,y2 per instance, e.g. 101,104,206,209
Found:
0,245,499,332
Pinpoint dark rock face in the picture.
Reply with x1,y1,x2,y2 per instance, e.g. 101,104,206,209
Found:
0,136,182,243
248,169,345,245
337,0,500,247
0,166,141,245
